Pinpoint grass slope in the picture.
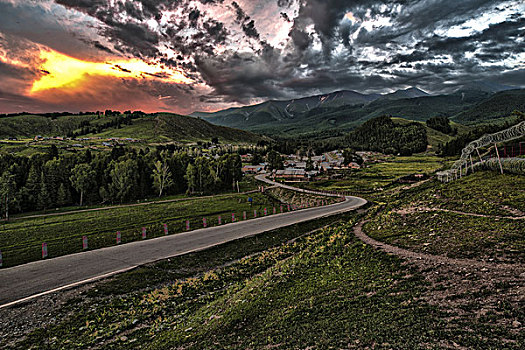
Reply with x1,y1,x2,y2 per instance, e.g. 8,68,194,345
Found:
367,171,525,262
0,113,265,144
0,114,95,139
453,89,525,123
300,154,450,200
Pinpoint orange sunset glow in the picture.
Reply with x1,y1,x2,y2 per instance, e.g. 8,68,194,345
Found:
30,50,192,94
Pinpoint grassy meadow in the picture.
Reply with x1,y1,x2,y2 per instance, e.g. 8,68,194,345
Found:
0,192,281,267
300,154,450,200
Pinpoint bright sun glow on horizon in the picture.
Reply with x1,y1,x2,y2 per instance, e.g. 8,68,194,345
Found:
30,50,192,93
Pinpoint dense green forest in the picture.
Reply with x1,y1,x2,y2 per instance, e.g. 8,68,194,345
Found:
0,147,243,218
426,116,456,135
345,116,428,155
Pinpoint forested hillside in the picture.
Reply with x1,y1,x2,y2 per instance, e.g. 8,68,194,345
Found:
345,116,428,155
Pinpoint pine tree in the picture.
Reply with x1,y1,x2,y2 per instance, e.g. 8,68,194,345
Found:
38,174,52,210
57,183,71,207
24,164,41,209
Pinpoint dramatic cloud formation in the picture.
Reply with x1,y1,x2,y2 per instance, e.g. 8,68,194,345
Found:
0,0,523,114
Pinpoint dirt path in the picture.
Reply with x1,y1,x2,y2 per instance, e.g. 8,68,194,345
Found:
353,220,525,271
354,219,525,341
393,206,525,220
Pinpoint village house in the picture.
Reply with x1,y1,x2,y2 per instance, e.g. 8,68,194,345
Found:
274,168,319,181
348,162,361,169
242,165,264,174
241,154,253,162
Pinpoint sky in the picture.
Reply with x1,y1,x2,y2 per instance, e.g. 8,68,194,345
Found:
0,0,523,115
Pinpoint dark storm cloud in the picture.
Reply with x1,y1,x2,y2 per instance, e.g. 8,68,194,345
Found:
0,1,109,60
230,1,263,40
1,0,523,114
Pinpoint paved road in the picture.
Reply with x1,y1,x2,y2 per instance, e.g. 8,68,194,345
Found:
0,176,366,308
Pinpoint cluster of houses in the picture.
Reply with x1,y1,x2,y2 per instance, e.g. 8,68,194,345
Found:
241,150,362,182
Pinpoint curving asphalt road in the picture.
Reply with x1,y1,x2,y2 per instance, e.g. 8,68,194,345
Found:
0,176,366,309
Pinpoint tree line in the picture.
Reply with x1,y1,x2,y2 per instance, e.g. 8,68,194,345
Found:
0,147,242,219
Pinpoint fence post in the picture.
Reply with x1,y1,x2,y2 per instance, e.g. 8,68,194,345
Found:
494,143,504,174
82,235,88,249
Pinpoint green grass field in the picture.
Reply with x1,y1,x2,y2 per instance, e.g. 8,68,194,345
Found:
364,171,525,263
0,192,282,267
301,154,449,200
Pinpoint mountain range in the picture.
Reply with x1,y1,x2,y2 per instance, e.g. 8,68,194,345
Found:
192,82,524,138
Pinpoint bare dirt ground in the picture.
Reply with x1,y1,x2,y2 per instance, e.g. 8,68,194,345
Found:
354,220,525,346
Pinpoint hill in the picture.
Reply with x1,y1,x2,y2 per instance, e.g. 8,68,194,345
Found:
452,89,525,123
345,116,428,155
391,117,467,151
0,113,265,144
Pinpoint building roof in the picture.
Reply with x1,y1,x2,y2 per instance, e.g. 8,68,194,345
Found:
276,168,306,176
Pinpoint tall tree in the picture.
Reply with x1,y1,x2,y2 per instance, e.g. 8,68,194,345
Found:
0,170,17,220
70,163,95,206
108,159,139,203
57,183,71,207
38,173,52,210
152,160,173,197
185,157,215,194
267,150,283,170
